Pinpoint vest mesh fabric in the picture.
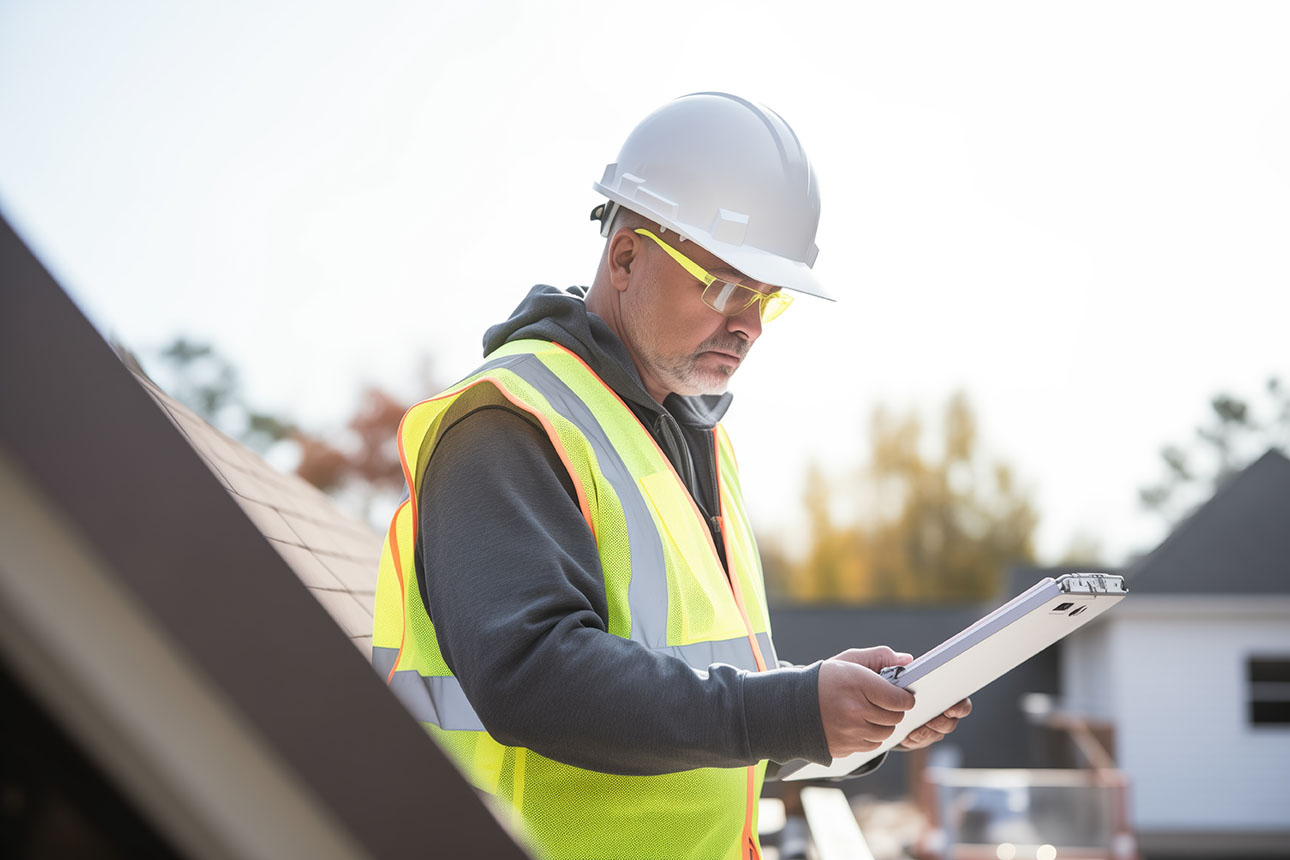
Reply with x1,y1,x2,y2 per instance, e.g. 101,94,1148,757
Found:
372,341,774,860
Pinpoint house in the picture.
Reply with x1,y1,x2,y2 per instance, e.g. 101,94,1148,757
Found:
773,454,1290,857
1061,449,1290,858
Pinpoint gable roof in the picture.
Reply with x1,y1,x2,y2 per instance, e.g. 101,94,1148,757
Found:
0,212,526,858
1124,448,1290,594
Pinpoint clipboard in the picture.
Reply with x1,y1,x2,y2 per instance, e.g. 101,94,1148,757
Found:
781,573,1127,781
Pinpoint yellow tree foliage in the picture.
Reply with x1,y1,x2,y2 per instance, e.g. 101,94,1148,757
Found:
770,393,1038,604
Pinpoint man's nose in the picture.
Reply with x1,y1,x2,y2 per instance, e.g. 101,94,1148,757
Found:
727,297,764,343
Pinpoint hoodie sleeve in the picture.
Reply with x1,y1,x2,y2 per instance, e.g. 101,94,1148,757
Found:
415,404,833,775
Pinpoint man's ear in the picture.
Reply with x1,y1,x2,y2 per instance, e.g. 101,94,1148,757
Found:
607,229,639,293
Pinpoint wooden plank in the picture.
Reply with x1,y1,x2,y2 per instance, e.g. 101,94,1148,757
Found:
800,787,876,860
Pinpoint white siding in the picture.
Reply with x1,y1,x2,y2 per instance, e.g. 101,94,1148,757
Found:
1088,604,1290,832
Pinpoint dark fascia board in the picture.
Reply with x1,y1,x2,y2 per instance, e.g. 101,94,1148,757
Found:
0,214,527,859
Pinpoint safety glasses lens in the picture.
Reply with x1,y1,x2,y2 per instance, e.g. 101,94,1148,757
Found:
705,281,750,314
703,281,793,322
760,292,792,322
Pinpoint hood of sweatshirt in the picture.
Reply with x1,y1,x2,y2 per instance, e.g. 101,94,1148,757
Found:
482,285,732,430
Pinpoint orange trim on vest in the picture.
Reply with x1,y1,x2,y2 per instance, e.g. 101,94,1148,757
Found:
716,514,769,673
714,427,768,860
549,344,770,683
713,430,769,673
395,394,423,543
384,500,409,685
384,371,600,687
546,343,741,576
384,345,771,858
743,766,762,860
553,357,772,858
476,374,596,540
396,374,596,542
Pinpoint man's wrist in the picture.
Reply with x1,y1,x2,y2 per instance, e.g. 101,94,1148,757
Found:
742,661,831,765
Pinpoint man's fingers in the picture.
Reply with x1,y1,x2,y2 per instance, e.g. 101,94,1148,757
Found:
836,720,906,755
945,697,972,718
859,719,900,743
864,677,915,712
832,646,913,673
900,726,945,750
824,657,916,712
920,714,959,734
858,705,908,728
818,656,923,758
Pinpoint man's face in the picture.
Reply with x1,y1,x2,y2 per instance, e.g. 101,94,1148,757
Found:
620,233,776,402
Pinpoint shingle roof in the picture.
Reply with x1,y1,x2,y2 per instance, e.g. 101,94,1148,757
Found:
0,211,527,858
131,372,381,656
1124,448,1290,594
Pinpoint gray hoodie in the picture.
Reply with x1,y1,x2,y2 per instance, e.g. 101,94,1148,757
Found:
412,285,834,776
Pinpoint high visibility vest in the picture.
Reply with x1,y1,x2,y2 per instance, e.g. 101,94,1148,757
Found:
372,339,778,860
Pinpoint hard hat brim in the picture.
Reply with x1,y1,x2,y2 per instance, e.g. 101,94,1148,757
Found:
677,228,835,302
594,187,835,302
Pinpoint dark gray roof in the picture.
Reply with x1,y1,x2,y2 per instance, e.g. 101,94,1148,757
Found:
133,371,381,657
1124,449,1290,594
0,213,527,858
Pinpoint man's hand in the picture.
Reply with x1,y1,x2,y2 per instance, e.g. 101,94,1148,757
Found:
817,647,916,759
897,697,972,751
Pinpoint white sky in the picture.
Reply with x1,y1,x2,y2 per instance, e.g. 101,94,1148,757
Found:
2,1,1286,566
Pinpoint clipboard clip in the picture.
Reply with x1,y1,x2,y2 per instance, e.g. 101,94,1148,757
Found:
880,665,905,683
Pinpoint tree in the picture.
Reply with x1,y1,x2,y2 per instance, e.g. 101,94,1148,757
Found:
1139,376,1289,526
768,392,1039,604
789,463,871,602
294,386,409,520
143,337,413,523
152,336,298,454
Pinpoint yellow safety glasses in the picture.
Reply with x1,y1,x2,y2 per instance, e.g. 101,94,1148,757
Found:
634,229,793,322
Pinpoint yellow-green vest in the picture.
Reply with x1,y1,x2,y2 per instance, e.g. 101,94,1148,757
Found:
372,339,778,860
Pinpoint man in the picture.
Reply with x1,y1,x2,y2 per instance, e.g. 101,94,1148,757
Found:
371,92,970,860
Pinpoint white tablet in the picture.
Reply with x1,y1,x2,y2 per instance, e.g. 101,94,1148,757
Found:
781,573,1127,781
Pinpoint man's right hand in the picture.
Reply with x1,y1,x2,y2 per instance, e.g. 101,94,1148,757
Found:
817,646,916,759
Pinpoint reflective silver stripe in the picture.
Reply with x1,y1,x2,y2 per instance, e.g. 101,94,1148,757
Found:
374,635,779,730
379,349,781,734
472,351,671,649
390,672,487,731
372,644,397,679
372,646,485,730
660,633,765,672
756,632,778,667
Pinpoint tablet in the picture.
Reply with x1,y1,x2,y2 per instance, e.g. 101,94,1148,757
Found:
781,573,1127,781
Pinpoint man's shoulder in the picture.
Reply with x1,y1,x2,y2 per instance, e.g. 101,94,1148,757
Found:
419,392,578,510
435,397,548,454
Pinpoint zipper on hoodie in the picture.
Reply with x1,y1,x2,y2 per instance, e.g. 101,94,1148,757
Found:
699,431,729,575
653,413,694,490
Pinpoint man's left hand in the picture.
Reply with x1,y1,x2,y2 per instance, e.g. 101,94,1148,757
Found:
897,698,972,751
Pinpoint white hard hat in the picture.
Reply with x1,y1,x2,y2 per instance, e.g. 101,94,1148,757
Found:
592,92,831,300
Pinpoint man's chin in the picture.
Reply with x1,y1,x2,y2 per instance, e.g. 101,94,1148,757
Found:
683,370,734,397
659,358,737,398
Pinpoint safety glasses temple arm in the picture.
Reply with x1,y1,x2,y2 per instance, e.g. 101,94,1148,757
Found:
634,229,717,287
